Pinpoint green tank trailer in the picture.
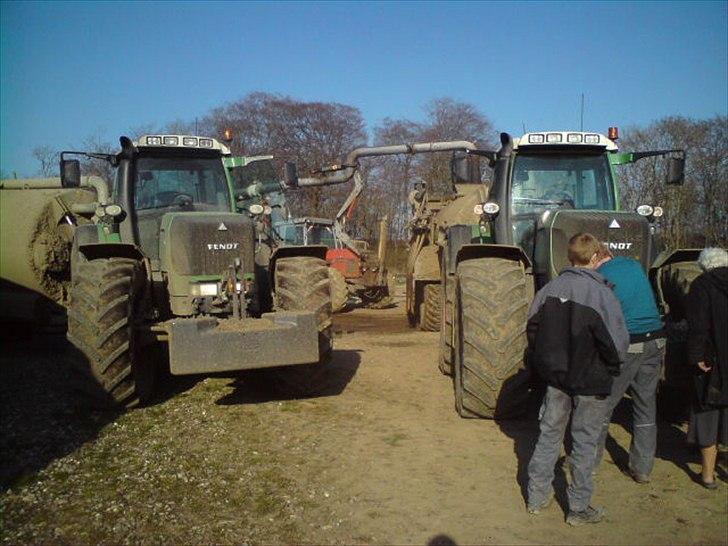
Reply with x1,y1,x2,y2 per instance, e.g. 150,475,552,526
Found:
0,134,333,408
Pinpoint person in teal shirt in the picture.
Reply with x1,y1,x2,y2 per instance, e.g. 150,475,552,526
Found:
593,248,665,483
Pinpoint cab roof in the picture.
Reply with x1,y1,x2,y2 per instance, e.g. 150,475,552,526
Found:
514,131,618,151
134,134,231,155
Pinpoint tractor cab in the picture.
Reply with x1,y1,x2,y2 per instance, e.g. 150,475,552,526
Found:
478,130,684,287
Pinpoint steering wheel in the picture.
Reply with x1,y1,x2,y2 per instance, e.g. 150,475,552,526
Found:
171,192,194,208
543,190,575,209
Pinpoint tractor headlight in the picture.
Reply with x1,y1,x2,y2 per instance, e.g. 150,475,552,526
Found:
637,204,654,216
567,133,583,143
104,204,123,217
546,133,562,143
249,204,264,215
183,137,198,147
163,136,179,146
473,204,484,215
199,138,213,148
146,136,162,145
482,202,500,215
653,206,664,218
584,134,600,144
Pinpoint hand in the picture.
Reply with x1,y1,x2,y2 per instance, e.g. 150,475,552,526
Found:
697,361,712,372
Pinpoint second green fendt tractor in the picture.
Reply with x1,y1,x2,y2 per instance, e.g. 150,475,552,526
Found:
0,134,333,408
436,129,689,418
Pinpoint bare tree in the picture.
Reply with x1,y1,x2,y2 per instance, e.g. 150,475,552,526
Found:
32,145,60,178
204,92,368,219
367,98,497,240
619,116,728,248
417,98,497,191
79,133,116,186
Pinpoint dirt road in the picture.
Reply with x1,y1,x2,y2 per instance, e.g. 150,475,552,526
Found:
1,295,726,544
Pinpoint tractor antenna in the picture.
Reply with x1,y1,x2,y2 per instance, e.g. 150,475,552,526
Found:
522,122,526,134
580,93,585,131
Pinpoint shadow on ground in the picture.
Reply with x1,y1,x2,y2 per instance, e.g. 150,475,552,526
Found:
0,323,194,491
0,325,114,491
427,534,458,545
215,349,361,405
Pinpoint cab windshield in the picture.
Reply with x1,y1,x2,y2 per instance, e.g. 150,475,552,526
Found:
510,153,615,214
134,155,231,212
276,222,336,248
132,154,231,262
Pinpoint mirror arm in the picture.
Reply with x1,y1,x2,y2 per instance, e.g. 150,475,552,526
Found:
60,150,116,164
630,149,685,161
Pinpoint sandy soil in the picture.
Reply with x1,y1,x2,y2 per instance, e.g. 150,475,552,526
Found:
1,292,726,545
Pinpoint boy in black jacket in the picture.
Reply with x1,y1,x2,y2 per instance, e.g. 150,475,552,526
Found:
526,233,629,526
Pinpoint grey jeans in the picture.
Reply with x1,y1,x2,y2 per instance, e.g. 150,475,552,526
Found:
527,385,608,512
595,338,665,476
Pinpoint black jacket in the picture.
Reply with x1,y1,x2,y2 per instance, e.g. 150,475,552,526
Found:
527,267,629,396
686,267,728,408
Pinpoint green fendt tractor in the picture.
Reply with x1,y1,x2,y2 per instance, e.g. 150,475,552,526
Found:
0,134,332,408
437,130,688,418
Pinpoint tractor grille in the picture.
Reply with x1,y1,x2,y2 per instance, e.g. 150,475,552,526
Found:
548,210,650,276
167,214,256,276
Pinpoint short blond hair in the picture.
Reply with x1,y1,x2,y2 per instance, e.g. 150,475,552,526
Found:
568,233,602,266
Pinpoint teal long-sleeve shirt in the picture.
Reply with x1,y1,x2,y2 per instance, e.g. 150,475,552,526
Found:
597,256,663,335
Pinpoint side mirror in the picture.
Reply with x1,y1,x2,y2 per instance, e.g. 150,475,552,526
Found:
60,159,81,188
284,162,299,188
666,157,685,185
451,152,480,184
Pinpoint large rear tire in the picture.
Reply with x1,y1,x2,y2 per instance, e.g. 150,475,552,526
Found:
66,257,155,409
328,267,348,313
272,256,333,395
438,276,455,376
420,282,441,332
453,258,530,419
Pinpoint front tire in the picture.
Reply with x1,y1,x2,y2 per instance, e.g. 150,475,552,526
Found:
66,257,154,409
272,256,333,395
453,258,530,419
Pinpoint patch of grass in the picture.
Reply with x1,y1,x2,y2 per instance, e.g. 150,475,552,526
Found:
382,432,408,447
278,401,300,413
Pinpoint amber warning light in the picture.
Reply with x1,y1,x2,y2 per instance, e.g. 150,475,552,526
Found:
608,126,619,140
223,128,234,142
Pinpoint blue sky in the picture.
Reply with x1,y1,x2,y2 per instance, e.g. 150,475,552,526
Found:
1,0,726,177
